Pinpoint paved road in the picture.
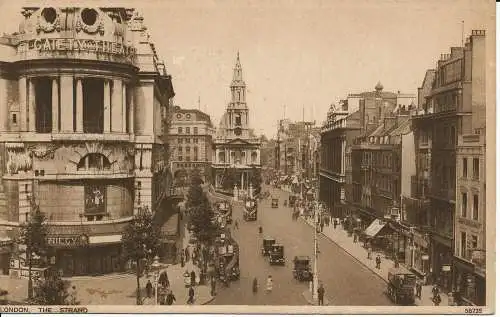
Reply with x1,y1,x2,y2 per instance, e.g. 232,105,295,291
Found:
207,186,393,305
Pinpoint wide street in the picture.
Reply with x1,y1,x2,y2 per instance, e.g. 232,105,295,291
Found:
208,186,392,305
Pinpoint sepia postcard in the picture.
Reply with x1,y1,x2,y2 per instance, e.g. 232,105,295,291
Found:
0,0,495,314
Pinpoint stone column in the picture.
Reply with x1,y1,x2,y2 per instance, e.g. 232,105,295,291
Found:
104,80,111,133
18,77,27,131
75,78,83,133
59,75,74,132
51,78,59,132
128,86,134,134
122,84,127,133
28,79,36,132
111,79,123,132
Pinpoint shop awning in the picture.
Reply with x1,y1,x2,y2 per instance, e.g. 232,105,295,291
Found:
364,219,387,238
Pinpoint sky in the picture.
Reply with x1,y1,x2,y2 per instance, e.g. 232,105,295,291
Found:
0,0,495,138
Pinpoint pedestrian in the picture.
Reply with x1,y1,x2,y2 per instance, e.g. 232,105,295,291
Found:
191,270,196,286
235,219,239,230
353,232,358,243
180,253,185,267
187,286,195,304
415,279,422,299
367,246,372,260
211,276,217,296
146,279,153,298
333,219,338,229
432,284,440,298
317,284,325,306
266,275,273,293
69,285,78,305
432,293,441,306
375,255,381,269
165,289,176,305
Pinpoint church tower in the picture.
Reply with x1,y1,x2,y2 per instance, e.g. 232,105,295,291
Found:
226,52,250,138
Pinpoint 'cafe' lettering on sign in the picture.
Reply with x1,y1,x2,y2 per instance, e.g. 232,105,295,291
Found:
48,235,86,247
18,38,136,57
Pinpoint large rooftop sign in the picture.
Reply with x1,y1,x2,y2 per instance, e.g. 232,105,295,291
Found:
18,37,136,57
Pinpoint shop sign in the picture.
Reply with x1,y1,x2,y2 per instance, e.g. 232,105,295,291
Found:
421,254,429,260
442,265,451,272
48,235,87,247
18,38,136,57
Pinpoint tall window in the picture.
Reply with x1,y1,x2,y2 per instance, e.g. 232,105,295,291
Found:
461,193,467,218
462,158,468,177
473,194,479,220
84,184,106,221
194,147,198,161
471,235,478,249
235,113,242,126
460,232,467,257
186,127,190,134
83,78,104,133
35,77,53,133
193,127,198,135
178,127,182,134
473,158,479,179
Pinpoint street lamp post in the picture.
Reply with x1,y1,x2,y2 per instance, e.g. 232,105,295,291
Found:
311,189,320,303
151,255,161,306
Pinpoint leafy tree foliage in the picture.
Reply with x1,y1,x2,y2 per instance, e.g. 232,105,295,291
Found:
31,273,71,305
188,191,218,245
250,167,262,195
19,198,49,299
121,206,161,305
222,167,238,190
189,168,203,186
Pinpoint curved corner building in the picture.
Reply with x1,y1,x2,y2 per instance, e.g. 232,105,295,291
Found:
0,7,175,277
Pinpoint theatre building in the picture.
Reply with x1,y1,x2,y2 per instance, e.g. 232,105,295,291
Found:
0,7,175,277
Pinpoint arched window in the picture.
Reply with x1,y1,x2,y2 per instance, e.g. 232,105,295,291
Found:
77,153,111,170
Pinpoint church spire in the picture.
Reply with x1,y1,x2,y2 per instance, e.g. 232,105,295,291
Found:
232,51,244,84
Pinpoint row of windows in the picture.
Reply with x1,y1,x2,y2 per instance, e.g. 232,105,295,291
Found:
177,146,199,153
177,137,203,144
461,192,480,221
177,155,199,162
175,162,205,169
462,157,480,180
177,127,199,134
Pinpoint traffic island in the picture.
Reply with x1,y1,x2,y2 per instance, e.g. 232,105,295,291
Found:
302,289,332,306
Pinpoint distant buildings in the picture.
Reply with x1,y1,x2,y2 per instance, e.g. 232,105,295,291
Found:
169,106,215,184
212,53,261,193
0,7,177,276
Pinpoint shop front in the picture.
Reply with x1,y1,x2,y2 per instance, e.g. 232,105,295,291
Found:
49,234,124,277
0,232,13,275
431,234,453,292
410,230,431,281
453,255,486,306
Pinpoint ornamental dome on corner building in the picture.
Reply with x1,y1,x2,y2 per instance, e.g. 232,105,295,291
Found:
16,7,137,66
375,81,384,91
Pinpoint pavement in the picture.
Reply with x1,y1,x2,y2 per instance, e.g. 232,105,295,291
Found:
1,196,213,306
299,214,449,306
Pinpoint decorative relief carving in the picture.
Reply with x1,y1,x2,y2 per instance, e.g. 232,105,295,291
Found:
26,144,61,160
75,9,105,35
6,149,32,175
36,10,61,34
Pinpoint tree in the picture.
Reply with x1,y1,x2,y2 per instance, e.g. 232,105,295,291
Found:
188,191,218,245
19,197,49,300
186,181,205,210
222,168,237,191
250,167,262,195
189,168,203,186
121,206,161,305
31,272,71,305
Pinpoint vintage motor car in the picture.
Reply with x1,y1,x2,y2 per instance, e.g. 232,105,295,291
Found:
271,198,279,208
261,237,276,256
269,244,285,265
387,267,416,305
292,256,313,281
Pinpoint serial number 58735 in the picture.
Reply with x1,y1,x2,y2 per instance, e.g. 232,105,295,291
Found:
465,307,483,314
